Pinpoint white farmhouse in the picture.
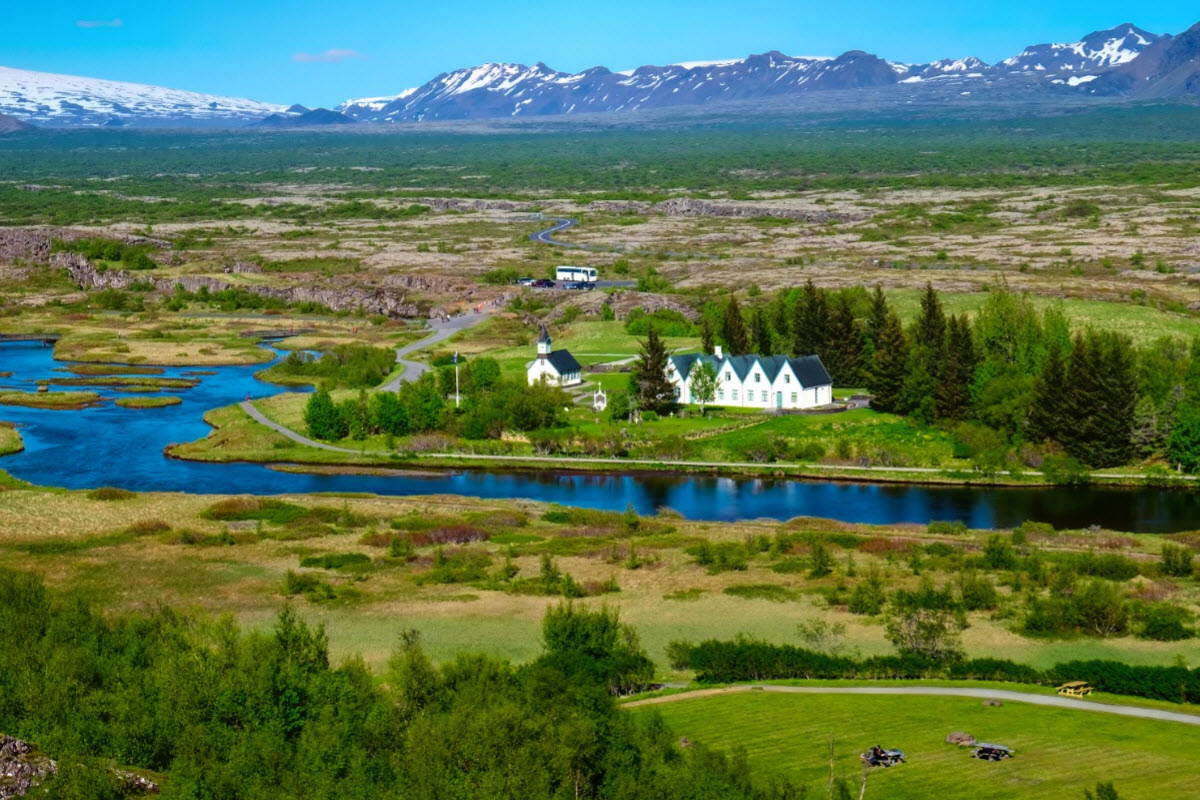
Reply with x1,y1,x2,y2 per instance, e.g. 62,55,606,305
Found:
667,346,833,410
526,324,583,387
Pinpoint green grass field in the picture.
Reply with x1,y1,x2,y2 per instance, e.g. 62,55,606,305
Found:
634,691,1195,800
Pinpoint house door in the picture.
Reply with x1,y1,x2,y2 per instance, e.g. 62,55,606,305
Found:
776,392,783,409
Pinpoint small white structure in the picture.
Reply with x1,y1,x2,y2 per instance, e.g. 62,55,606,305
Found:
667,346,833,410
593,388,608,413
526,324,583,387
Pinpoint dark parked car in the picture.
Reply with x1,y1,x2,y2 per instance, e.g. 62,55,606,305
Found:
861,747,905,767
531,279,555,288
972,744,1013,761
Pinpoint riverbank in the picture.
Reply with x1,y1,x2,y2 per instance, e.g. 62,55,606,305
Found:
169,399,1198,491
0,482,1193,676
0,423,22,456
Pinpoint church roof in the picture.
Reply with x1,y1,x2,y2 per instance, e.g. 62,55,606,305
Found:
537,324,552,344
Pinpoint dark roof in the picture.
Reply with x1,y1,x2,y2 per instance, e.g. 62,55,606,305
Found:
537,324,552,344
791,355,832,388
546,349,581,375
669,353,832,388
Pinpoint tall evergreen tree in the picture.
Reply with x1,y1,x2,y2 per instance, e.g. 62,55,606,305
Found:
700,316,715,356
792,280,830,358
1060,331,1137,467
869,309,909,414
1026,341,1068,444
769,289,791,351
1095,332,1138,467
721,295,750,355
824,294,863,387
630,327,676,415
936,314,976,421
750,306,772,355
913,283,947,364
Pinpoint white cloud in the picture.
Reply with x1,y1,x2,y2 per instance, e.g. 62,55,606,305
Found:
293,49,366,64
77,19,123,28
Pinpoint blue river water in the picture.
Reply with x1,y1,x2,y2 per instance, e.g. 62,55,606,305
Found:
2,341,1199,531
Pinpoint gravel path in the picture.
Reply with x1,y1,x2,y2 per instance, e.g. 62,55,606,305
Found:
623,685,1200,725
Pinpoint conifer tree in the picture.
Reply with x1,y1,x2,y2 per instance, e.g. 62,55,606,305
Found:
913,283,947,363
864,286,890,360
936,314,976,421
751,306,772,355
824,294,863,387
1096,332,1137,467
1027,342,1068,444
721,295,751,355
700,316,715,355
869,309,909,414
792,279,830,358
630,327,676,415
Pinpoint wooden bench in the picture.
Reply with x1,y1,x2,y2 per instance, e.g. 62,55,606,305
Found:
1056,681,1093,697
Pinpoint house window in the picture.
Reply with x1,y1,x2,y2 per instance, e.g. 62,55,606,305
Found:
784,374,790,384
725,371,731,381
791,392,798,404
754,373,761,383
761,391,767,402
718,390,725,401
732,390,738,401
674,388,681,398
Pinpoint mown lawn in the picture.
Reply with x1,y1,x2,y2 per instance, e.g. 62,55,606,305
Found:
634,692,1196,800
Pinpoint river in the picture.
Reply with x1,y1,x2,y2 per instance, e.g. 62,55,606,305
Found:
1,342,1198,531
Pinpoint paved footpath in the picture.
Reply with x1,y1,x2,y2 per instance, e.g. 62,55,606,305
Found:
622,684,1200,725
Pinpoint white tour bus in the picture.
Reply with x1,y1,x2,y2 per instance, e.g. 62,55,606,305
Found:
555,266,598,284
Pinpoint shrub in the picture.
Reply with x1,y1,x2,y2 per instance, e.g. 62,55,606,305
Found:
125,519,171,535
283,570,336,600
723,584,796,602
927,520,967,536
299,553,372,570
87,487,136,501
202,498,309,524
982,534,1018,571
1137,603,1194,641
1161,543,1194,578
848,571,886,615
958,571,999,611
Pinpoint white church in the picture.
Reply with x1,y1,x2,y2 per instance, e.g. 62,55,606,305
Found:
667,346,833,410
526,324,583,387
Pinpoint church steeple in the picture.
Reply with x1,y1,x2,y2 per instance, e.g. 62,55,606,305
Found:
536,324,552,358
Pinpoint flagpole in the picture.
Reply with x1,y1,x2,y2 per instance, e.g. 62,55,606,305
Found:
454,351,460,408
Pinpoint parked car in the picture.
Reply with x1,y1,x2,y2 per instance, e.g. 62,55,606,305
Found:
516,276,535,286
971,744,1013,761
860,747,905,767
531,279,555,288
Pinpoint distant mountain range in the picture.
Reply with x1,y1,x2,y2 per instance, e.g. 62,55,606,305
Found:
1,21,1197,129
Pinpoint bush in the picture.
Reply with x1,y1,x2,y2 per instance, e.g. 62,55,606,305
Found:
1137,603,1194,641
87,487,136,501
848,571,886,615
927,520,967,536
723,584,796,602
299,553,372,570
1161,543,1194,578
982,534,1018,571
958,571,999,611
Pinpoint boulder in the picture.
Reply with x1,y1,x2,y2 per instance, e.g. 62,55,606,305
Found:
945,731,976,746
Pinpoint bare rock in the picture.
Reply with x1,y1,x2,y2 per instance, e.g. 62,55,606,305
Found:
945,731,976,746
0,734,57,800
652,197,863,224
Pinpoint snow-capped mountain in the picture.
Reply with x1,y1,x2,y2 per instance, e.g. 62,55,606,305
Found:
999,24,1161,73
338,50,909,122
0,66,284,127
1089,20,1200,97
338,23,1186,123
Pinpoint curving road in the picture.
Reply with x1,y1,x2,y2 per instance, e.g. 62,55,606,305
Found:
526,214,701,262
623,684,1200,726
240,310,493,449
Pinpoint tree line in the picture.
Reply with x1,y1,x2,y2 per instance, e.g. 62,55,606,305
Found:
702,281,1200,471
0,568,799,800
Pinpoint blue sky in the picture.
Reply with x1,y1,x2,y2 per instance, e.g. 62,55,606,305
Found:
5,2,1198,106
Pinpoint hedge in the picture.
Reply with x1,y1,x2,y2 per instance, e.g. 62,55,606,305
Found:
685,640,1198,704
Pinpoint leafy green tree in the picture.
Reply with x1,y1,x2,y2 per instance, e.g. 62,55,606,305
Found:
1167,399,1200,472
631,327,677,415
370,391,410,436
884,607,964,661
303,388,347,441
399,372,446,433
721,295,751,355
689,360,719,413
